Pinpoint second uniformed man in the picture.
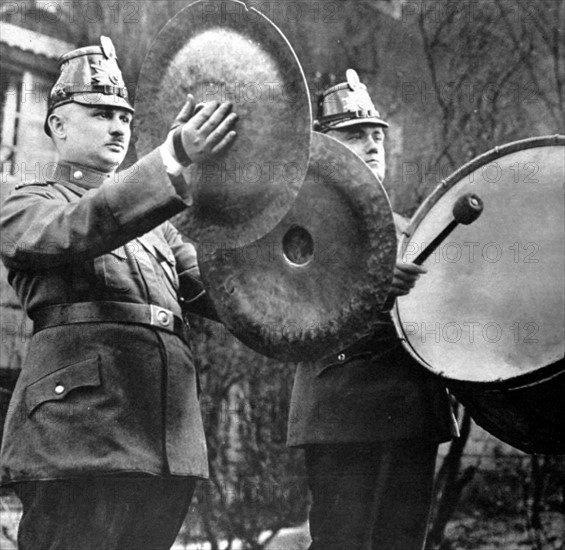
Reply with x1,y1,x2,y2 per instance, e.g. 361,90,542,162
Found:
287,70,458,550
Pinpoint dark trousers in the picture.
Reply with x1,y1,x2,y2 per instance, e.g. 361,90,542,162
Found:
305,440,439,550
13,476,196,550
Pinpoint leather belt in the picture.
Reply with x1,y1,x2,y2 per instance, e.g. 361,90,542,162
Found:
31,302,189,342
319,322,399,367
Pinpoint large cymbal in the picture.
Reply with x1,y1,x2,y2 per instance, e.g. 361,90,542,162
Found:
198,132,398,361
134,0,311,244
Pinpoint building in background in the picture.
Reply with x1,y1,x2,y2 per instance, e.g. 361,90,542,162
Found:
1,0,78,189
0,0,78,407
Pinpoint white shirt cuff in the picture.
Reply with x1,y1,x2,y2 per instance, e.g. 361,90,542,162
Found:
159,144,184,177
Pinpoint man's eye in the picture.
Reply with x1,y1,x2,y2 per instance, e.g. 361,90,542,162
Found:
347,133,361,141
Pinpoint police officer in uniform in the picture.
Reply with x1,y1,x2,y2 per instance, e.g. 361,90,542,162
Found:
287,71,459,550
0,37,237,549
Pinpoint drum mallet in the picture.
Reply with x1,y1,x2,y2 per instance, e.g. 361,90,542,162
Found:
383,193,483,310
413,192,484,266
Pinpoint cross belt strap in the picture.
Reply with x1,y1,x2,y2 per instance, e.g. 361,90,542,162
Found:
31,302,189,343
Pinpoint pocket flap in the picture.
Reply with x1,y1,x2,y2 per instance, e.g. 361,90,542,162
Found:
25,356,101,415
138,232,175,265
108,246,128,260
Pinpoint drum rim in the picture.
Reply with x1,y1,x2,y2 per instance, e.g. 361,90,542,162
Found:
445,358,565,390
392,134,565,388
405,134,564,243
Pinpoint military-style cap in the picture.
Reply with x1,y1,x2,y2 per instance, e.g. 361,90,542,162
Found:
314,69,388,132
44,36,134,135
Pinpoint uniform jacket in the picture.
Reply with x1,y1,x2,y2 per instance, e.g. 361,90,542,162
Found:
288,213,458,446
0,150,210,484
287,324,459,446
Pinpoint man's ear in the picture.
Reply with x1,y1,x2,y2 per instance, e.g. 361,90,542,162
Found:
47,112,66,139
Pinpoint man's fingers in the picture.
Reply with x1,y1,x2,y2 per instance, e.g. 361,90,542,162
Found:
199,102,235,135
393,270,419,284
210,130,238,155
205,112,238,145
173,94,196,126
175,100,238,162
392,275,416,289
388,262,426,298
188,100,222,128
395,261,428,275
389,285,410,297
391,261,423,294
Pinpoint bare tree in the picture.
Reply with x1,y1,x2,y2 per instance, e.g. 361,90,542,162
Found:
412,0,564,203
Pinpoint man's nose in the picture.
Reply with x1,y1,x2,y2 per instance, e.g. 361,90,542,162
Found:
365,136,379,153
109,116,126,135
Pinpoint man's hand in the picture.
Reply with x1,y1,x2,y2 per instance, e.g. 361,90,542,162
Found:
389,261,427,297
166,94,238,166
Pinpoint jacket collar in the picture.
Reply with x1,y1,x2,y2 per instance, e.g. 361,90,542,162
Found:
45,161,113,189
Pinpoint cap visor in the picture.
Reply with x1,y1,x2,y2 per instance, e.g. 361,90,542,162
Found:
329,117,389,129
72,93,134,112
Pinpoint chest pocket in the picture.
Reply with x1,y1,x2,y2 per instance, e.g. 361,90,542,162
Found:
93,245,135,294
137,232,179,292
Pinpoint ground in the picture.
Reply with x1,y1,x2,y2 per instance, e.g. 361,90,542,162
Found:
441,513,564,550
1,494,563,549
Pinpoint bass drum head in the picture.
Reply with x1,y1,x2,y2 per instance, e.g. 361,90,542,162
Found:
394,136,564,384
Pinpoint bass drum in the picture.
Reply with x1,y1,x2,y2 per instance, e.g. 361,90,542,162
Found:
392,135,565,454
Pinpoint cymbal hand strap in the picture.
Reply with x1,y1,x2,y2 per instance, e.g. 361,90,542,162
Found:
172,126,192,167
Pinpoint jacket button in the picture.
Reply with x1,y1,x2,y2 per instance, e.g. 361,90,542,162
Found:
54,384,65,395
338,353,346,361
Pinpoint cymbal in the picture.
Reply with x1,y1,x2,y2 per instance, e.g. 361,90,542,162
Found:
198,132,398,361
134,0,311,244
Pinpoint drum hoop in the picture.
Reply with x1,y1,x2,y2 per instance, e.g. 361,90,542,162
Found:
444,358,565,390
404,135,564,246
392,134,565,388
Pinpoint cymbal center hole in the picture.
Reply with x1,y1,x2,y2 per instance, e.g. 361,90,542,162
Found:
283,225,314,266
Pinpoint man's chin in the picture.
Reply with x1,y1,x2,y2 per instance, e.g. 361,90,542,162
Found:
367,162,385,182
99,152,125,172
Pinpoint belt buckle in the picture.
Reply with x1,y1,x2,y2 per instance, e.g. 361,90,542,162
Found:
150,305,173,329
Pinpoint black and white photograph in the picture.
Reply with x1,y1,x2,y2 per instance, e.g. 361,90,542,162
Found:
0,0,563,548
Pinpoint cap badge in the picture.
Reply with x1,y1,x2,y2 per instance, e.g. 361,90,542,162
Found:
91,63,122,87
342,90,375,114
